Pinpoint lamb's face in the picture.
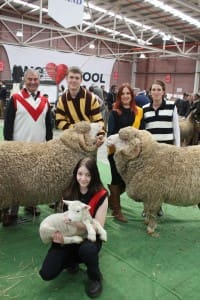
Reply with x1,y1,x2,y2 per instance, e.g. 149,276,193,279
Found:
63,200,90,222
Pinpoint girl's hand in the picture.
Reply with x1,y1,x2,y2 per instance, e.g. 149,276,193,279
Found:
52,231,64,244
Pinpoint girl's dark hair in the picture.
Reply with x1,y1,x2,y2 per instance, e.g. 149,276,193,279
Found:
63,157,104,200
113,83,138,115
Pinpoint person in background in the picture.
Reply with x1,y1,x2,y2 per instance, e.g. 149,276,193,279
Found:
100,85,108,104
39,157,108,298
142,79,180,217
175,92,190,117
107,83,143,222
2,69,53,226
56,66,104,137
101,85,109,128
0,80,7,118
106,84,117,112
135,89,150,107
88,85,105,111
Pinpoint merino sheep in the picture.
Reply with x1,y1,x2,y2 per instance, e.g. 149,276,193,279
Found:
39,200,107,244
0,121,103,210
107,126,200,234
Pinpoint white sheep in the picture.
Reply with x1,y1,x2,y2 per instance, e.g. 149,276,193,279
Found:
0,121,103,211
39,200,107,244
107,126,200,235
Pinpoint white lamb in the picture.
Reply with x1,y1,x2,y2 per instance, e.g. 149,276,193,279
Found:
39,200,107,244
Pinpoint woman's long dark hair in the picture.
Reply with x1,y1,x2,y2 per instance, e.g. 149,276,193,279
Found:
113,83,138,115
63,157,105,200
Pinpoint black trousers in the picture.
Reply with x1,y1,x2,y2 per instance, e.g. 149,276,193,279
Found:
39,239,102,281
108,154,125,187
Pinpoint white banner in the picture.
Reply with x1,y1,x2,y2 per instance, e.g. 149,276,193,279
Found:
3,44,115,92
48,0,84,29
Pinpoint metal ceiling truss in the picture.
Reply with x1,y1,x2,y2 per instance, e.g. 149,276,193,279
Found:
0,0,199,61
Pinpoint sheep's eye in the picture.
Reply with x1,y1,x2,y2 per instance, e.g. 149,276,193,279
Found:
76,210,80,213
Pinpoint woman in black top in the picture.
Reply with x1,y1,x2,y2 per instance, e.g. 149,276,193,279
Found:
107,83,143,222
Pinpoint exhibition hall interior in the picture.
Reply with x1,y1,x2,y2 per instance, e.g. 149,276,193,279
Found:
0,1,200,299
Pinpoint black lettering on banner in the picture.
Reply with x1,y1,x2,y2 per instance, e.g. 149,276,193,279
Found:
83,72,106,83
83,72,91,82
92,73,99,82
100,74,105,83
66,0,82,4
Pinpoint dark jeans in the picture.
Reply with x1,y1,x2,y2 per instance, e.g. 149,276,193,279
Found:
108,154,125,187
39,239,102,281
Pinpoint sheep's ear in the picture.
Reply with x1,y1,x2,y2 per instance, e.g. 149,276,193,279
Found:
82,204,91,211
63,200,73,206
120,138,142,158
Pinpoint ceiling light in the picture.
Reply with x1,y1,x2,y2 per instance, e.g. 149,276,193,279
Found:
83,12,91,20
16,30,23,37
89,43,95,49
139,53,146,58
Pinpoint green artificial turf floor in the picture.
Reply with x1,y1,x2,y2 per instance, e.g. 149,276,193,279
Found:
1,124,200,300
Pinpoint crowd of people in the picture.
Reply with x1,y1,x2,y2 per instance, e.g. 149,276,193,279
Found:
1,66,200,298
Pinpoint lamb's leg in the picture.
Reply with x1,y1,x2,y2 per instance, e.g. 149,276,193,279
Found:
63,236,83,244
92,219,107,242
83,220,96,242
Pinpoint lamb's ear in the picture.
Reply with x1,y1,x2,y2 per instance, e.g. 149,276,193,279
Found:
120,137,142,158
82,204,91,211
63,200,73,206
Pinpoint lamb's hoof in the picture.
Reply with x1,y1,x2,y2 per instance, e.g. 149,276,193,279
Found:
73,236,84,243
100,233,107,242
88,235,96,242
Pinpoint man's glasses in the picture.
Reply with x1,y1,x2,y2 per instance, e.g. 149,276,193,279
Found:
68,75,81,80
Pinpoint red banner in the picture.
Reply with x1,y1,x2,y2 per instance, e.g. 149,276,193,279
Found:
0,61,4,71
165,74,171,83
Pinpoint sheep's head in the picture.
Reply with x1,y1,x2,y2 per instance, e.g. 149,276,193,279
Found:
62,200,90,222
60,121,103,152
107,127,155,159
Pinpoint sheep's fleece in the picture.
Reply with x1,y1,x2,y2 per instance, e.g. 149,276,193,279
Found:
107,127,200,234
0,121,102,209
39,200,107,244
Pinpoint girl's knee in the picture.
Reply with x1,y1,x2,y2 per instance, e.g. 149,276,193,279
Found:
79,242,98,260
39,269,56,281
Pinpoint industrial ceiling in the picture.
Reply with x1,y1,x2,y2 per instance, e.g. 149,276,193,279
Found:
0,0,200,61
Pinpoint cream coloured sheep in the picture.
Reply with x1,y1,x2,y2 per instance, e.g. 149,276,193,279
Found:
39,200,107,244
107,126,200,234
0,121,103,211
